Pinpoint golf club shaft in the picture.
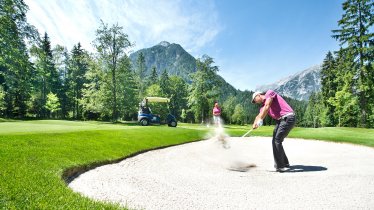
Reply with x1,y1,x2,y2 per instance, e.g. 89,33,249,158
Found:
242,129,253,137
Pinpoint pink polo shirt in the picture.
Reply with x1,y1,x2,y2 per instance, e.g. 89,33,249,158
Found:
213,106,221,116
260,90,293,120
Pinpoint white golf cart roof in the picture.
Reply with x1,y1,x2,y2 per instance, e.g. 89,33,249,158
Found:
144,97,170,103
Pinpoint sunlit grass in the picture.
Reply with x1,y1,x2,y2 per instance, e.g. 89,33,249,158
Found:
0,121,206,209
222,124,374,147
0,120,373,209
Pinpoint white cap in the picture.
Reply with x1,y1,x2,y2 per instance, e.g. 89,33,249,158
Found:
251,91,262,103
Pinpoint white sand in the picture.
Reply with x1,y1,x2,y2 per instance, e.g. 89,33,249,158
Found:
69,137,374,210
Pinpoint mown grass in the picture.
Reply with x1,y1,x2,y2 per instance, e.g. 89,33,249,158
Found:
0,120,137,135
0,120,207,209
0,120,373,209
224,125,374,147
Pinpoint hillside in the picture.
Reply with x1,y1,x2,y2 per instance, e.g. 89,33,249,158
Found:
129,41,238,101
129,41,197,82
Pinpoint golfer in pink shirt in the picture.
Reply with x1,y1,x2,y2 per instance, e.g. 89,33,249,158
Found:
252,90,296,172
212,102,221,126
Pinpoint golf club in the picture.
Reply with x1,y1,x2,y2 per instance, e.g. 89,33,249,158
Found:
242,128,253,137
242,119,262,137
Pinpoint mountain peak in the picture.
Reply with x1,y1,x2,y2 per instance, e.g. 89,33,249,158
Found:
129,41,196,82
158,41,170,47
256,64,322,101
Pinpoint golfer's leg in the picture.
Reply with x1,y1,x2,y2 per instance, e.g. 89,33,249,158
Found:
274,116,296,168
283,116,296,165
282,120,290,166
272,121,281,168
273,122,287,168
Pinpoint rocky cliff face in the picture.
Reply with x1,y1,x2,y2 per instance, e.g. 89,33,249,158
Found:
256,64,322,101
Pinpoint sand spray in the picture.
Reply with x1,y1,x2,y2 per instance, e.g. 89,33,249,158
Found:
201,117,256,172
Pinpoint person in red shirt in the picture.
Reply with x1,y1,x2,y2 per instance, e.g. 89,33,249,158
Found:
212,101,229,148
212,102,221,126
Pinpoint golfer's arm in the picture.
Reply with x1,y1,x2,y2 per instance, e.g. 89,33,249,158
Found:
258,98,273,120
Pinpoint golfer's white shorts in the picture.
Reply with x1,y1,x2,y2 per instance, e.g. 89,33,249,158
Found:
213,115,221,124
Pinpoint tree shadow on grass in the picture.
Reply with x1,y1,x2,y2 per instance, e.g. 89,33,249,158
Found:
287,165,328,173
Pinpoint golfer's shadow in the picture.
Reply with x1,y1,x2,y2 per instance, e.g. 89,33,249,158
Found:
287,165,327,172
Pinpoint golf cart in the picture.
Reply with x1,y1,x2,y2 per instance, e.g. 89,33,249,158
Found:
138,97,177,127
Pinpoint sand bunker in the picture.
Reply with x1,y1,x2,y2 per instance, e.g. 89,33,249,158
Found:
69,137,374,209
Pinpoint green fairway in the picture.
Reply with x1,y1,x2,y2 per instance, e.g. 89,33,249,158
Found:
0,120,206,209
0,120,374,209
0,120,139,135
224,125,374,148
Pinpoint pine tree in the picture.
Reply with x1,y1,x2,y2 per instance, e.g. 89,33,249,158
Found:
69,43,88,119
135,52,146,98
0,0,37,118
30,32,61,118
159,69,170,97
332,0,374,127
367,63,374,127
52,45,70,118
42,33,61,95
147,66,158,86
320,51,337,126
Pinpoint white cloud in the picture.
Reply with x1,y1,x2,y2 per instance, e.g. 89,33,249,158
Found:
24,0,221,55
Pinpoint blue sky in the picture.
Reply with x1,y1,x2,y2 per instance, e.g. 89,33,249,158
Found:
24,0,344,91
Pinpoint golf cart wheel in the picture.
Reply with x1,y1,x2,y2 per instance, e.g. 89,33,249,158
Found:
140,119,149,126
168,121,177,127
